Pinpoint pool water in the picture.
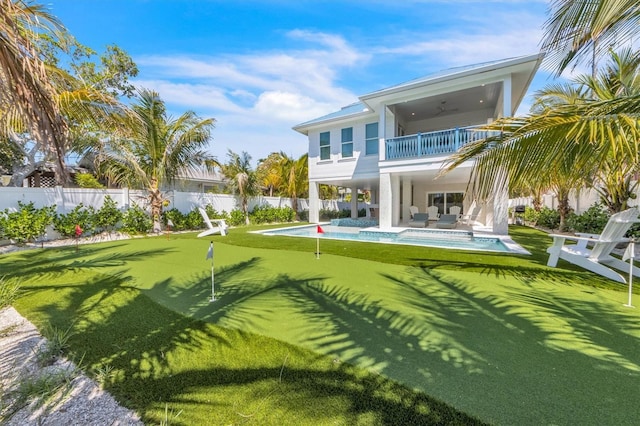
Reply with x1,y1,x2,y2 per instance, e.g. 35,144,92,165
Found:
258,224,521,253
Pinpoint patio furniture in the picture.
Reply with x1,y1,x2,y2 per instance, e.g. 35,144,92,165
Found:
462,202,482,226
409,205,419,219
197,207,229,237
408,213,429,228
449,205,461,219
427,205,440,220
546,207,640,283
436,214,458,229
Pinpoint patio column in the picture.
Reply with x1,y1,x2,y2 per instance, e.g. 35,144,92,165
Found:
350,185,358,218
402,177,412,222
379,172,392,229
309,181,320,223
492,171,509,235
392,174,400,226
378,105,388,161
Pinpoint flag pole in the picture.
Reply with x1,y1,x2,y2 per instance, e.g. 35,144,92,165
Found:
206,241,216,303
625,238,635,308
316,225,324,259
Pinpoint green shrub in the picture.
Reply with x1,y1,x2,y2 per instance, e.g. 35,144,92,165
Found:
298,210,308,221
94,196,123,233
565,204,609,234
204,205,229,221
163,208,188,231
74,172,105,188
250,205,295,224
319,209,341,220
54,203,96,238
0,202,55,243
121,205,152,234
186,208,204,230
536,207,561,229
523,206,539,224
228,209,246,226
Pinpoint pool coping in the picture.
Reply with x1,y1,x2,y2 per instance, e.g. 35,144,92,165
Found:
253,223,531,255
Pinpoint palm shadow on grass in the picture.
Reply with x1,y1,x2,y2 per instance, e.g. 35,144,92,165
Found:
280,264,640,425
7,245,485,425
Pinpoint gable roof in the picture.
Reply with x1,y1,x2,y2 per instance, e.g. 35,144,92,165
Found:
293,53,543,134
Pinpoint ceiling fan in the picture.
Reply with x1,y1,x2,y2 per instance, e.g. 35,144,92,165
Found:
436,100,458,115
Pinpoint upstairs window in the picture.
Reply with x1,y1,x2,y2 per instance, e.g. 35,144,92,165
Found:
341,127,353,158
319,131,330,160
365,122,378,155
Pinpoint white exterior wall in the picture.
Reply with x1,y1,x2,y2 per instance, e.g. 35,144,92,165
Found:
307,116,380,183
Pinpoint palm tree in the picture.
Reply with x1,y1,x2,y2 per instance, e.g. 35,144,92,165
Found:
256,152,284,197
0,0,70,183
541,0,640,76
445,48,640,221
278,153,308,220
99,89,216,230
221,150,258,225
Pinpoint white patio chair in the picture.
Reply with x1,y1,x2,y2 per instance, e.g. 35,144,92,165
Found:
426,205,439,220
546,207,640,283
449,205,461,219
409,205,419,219
197,207,228,237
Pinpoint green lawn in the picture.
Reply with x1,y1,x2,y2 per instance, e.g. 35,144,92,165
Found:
2,225,640,424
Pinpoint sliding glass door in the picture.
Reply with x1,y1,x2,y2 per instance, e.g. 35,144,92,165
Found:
427,192,463,215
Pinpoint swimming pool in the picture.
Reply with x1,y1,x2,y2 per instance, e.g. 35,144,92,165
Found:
258,224,528,254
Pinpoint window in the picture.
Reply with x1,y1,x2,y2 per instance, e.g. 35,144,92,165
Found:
341,127,353,158
427,192,464,215
319,131,330,160
365,122,378,155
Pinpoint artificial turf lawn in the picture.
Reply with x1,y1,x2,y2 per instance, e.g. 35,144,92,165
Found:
2,224,640,424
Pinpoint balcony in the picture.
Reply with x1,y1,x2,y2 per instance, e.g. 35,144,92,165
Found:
385,126,499,160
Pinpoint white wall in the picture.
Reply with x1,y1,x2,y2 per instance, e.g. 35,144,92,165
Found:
0,187,364,215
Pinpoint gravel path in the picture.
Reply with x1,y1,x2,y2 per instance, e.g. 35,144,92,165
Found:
0,307,143,425
1,235,144,424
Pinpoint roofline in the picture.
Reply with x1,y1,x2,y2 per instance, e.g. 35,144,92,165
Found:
293,108,373,135
360,53,544,102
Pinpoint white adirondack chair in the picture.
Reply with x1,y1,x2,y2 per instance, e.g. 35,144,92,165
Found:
546,207,640,283
426,205,439,220
449,205,461,219
197,207,228,237
409,205,419,219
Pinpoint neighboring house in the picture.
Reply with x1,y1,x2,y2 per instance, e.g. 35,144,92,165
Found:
171,168,227,193
293,54,544,235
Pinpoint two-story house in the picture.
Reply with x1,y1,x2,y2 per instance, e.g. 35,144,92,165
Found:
293,53,543,235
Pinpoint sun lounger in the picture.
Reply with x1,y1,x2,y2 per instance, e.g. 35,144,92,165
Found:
408,213,429,228
436,214,458,229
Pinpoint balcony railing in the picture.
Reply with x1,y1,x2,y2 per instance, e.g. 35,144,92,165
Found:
385,126,499,160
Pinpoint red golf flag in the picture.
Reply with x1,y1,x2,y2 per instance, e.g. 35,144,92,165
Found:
75,224,83,237
317,225,324,234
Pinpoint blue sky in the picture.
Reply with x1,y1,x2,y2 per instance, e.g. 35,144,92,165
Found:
48,0,554,164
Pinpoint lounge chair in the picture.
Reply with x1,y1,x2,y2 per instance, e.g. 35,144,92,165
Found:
197,207,228,237
408,213,429,228
427,206,440,221
409,205,419,219
546,207,640,283
436,214,458,229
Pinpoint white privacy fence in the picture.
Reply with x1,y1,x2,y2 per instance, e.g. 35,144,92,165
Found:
0,187,365,215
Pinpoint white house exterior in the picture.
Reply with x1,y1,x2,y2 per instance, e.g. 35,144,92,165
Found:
294,54,544,235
